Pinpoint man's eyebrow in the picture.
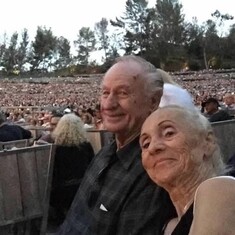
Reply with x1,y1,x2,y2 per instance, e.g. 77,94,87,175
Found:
102,84,131,90
115,85,131,90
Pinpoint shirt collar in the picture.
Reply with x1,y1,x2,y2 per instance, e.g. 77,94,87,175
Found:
116,136,141,170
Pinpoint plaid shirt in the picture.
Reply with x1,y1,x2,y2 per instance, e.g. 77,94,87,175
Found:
57,137,172,235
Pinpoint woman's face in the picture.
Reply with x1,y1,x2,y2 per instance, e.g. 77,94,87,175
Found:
140,108,205,187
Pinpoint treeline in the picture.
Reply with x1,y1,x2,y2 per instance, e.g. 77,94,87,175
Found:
1,0,235,77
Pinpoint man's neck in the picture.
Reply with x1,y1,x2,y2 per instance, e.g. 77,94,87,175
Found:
116,132,140,150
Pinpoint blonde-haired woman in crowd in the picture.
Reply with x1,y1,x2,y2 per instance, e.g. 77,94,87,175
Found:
50,113,94,226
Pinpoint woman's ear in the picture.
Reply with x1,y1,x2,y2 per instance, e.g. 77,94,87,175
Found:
204,131,216,159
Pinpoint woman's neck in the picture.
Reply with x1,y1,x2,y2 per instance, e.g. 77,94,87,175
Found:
166,169,214,219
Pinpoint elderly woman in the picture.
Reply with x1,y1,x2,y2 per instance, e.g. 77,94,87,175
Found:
50,113,94,226
140,105,235,235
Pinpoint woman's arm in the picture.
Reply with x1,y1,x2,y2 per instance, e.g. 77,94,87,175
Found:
189,176,235,235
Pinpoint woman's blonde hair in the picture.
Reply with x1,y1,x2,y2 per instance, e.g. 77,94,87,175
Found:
52,113,88,146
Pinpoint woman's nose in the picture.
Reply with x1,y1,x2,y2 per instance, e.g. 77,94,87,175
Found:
148,138,165,155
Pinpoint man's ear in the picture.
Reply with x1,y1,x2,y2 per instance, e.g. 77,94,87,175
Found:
150,89,163,112
204,131,216,159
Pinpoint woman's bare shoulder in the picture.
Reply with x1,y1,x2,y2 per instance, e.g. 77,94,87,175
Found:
189,176,235,235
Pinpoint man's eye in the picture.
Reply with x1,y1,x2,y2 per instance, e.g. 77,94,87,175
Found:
102,91,109,97
117,90,128,97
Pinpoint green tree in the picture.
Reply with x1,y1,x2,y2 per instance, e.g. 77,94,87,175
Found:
184,18,204,70
111,0,152,56
223,24,235,67
74,27,96,66
202,20,220,69
211,10,234,67
2,32,18,75
95,18,110,62
16,29,30,73
185,18,204,58
211,10,234,36
54,36,71,69
154,0,186,66
30,26,57,72
0,33,7,72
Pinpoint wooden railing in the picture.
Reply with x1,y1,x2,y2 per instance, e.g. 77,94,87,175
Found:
0,144,55,235
0,138,32,150
212,119,235,162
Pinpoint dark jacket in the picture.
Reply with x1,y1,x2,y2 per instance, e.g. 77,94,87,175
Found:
0,124,32,141
57,137,174,235
50,142,94,224
209,110,231,122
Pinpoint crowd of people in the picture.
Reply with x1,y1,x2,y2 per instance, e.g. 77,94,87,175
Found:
0,57,235,235
0,70,234,129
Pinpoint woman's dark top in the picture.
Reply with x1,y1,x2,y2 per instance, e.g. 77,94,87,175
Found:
50,141,94,224
161,204,193,235
172,204,193,235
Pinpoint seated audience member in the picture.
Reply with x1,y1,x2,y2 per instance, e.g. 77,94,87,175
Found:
63,108,72,115
223,93,235,117
0,111,32,141
140,105,235,235
202,97,231,122
37,111,63,144
93,104,105,130
49,113,94,226
81,111,94,129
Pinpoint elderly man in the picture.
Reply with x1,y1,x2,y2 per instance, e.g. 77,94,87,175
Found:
57,56,173,235
223,93,235,118
36,111,63,144
202,97,231,122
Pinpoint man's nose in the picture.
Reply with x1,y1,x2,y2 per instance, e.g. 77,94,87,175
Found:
102,93,118,109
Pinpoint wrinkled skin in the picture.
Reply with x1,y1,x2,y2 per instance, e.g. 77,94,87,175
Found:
140,108,212,191
101,61,157,147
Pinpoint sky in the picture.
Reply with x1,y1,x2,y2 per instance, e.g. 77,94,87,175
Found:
0,0,235,58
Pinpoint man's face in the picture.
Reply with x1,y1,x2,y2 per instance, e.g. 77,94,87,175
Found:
50,116,61,131
224,96,234,106
100,61,153,139
205,102,217,114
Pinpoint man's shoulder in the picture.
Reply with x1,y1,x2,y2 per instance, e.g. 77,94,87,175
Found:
0,124,19,133
210,109,231,122
39,133,53,143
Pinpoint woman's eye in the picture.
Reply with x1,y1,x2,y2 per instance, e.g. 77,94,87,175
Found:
163,128,175,138
141,141,150,149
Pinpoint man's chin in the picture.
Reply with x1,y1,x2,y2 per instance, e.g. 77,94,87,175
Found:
103,123,126,133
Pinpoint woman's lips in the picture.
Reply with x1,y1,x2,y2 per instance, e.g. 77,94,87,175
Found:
154,158,175,166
